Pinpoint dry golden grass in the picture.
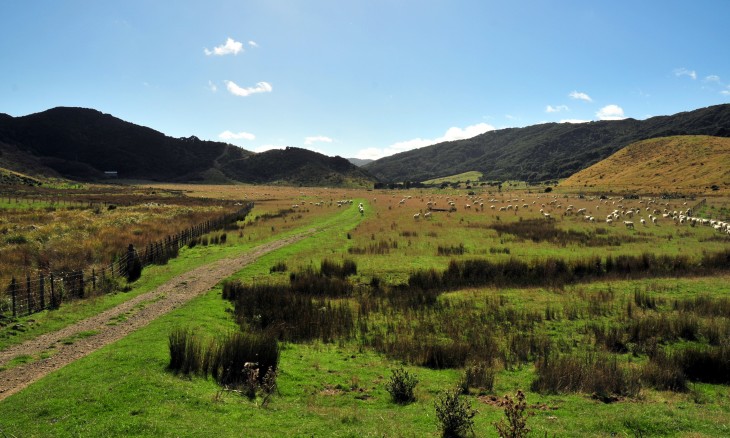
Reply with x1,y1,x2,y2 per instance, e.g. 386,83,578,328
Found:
560,136,730,195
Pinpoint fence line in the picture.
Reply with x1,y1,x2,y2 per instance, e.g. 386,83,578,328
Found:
1,203,253,318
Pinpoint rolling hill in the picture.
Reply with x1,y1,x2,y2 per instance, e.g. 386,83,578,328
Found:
0,107,377,187
560,135,730,195
363,104,730,183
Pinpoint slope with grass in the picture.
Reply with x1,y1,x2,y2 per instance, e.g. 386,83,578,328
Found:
560,135,730,195
364,104,730,183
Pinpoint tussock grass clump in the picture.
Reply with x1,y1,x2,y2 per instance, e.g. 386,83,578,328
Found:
491,218,633,247
437,244,466,256
461,361,495,394
319,258,357,278
222,281,355,342
206,331,279,388
168,328,279,392
347,239,396,255
407,249,730,293
531,353,640,400
269,261,288,273
168,328,204,375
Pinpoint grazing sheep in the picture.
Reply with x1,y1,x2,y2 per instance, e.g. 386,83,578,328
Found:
624,221,634,229
413,213,420,220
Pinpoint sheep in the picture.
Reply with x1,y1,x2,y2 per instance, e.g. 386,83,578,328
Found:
640,218,646,226
624,221,634,229
606,218,613,225
424,211,432,219
413,213,420,220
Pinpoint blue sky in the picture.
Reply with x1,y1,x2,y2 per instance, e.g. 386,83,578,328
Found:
2,1,729,160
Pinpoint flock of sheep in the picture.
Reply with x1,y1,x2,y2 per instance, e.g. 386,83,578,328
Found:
390,192,730,236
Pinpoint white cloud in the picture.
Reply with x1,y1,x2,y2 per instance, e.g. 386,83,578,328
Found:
254,144,285,153
219,130,255,141
704,75,721,83
546,105,569,113
596,104,626,120
207,80,217,92
559,119,590,124
721,88,730,96
248,40,258,48
355,122,495,160
224,80,273,97
204,37,244,56
674,68,697,80
304,135,333,145
569,91,592,102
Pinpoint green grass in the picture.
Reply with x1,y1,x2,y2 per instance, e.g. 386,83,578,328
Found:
2,192,730,436
0,201,363,351
422,171,483,185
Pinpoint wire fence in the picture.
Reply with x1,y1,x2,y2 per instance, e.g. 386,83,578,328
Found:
1,202,254,319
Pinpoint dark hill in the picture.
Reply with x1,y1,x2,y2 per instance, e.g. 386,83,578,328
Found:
223,147,376,187
0,107,377,187
363,104,730,183
0,107,252,181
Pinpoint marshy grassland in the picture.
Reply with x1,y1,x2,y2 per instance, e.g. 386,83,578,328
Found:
1,183,729,437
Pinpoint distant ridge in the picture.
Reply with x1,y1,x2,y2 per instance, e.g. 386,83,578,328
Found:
347,158,374,167
560,135,730,195
0,107,377,187
364,104,730,183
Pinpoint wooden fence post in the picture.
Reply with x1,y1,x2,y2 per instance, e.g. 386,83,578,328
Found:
40,273,45,310
26,274,32,315
50,273,57,309
11,277,17,317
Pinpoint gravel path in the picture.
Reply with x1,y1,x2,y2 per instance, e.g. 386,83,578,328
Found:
0,229,316,401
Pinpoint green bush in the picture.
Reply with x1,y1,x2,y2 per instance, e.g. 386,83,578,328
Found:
385,366,418,404
434,388,476,438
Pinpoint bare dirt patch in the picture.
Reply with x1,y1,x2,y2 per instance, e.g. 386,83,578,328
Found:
0,229,316,401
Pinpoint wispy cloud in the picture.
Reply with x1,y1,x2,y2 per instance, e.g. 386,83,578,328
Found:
569,91,592,102
304,135,333,145
721,87,730,96
219,130,255,141
704,75,721,83
546,105,569,113
596,104,626,121
224,80,272,97
207,80,217,93
355,122,495,160
204,37,244,56
674,68,697,80
248,40,259,48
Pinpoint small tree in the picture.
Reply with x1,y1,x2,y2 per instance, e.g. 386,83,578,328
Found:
493,390,532,438
434,388,477,438
385,366,419,404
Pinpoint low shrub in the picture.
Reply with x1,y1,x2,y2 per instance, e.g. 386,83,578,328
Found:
434,388,477,438
385,366,418,404
493,390,532,438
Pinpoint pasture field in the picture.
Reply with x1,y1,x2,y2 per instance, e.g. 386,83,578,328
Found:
1,183,730,437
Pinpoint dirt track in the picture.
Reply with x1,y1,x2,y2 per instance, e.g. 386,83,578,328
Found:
0,229,316,401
